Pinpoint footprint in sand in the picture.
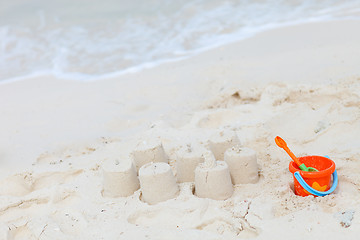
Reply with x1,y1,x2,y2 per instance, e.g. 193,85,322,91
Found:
0,170,83,197
50,211,88,236
195,110,244,128
5,217,70,240
7,224,36,240
127,203,258,238
127,184,259,238
207,88,261,109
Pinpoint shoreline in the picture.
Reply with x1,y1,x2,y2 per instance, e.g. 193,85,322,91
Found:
1,18,359,85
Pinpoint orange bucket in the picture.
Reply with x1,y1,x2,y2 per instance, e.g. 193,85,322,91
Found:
289,155,337,197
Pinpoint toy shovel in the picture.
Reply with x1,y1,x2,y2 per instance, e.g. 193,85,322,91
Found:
275,136,318,172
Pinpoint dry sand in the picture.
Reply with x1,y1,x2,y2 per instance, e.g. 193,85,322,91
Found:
1,19,360,239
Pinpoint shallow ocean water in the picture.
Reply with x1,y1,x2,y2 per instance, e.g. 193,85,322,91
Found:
1,0,360,82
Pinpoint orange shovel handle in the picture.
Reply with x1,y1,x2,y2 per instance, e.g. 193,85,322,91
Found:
275,136,302,167
283,145,302,167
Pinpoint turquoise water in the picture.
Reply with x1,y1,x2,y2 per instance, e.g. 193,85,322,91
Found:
1,0,360,81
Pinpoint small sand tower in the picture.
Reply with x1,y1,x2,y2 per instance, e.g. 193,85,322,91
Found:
224,146,259,184
176,144,206,183
132,139,168,172
195,151,233,200
139,162,179,204
209,130,241,161
102,158,140,198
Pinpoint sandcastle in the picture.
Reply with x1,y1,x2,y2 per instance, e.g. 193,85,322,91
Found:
102,158,140,198
209,130,241,160
194,151,234,200
139,162,179,204
132,139,168,172
176,144,206,183
101,135,259,203
224,146,259,184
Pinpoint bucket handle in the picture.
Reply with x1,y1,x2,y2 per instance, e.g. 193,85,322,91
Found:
294,170,338,196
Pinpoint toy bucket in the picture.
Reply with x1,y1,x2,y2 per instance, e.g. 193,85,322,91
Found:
289,155,338,197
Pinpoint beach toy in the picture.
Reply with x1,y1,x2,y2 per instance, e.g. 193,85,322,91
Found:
139,162,179,204
275,136,318,172
289,155,338,197
102,159,140,198
209,130,241,161
224,146,259,184
132,139,168,172
195,151,233,200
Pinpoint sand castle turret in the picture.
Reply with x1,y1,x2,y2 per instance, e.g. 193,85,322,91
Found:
209,130,241,161
139,162,179,204
176,144,206,183
132,139,168,172
102,159,140,198
224,146,259,184
194,151,233,200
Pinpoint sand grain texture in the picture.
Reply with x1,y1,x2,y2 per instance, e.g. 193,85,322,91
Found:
1,20,360,239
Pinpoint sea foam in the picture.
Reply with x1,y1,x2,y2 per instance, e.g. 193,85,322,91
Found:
1,0,359,82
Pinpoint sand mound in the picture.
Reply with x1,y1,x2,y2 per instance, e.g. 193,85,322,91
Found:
1,79,360,239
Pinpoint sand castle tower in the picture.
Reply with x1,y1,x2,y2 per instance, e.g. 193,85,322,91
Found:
224,146,259,184
209,130,241,161
195,151,233,200
132,139,168,172
139,162,179,204
102,158,140,198
176,144,206,183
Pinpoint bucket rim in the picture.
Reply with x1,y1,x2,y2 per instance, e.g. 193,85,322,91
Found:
288,155,335,178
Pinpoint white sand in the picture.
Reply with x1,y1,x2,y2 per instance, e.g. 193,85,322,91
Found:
1,19,360,239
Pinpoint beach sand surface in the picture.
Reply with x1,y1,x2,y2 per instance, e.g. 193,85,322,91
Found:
1,19,360,239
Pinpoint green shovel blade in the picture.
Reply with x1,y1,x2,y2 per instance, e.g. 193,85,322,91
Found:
299,163,318,172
